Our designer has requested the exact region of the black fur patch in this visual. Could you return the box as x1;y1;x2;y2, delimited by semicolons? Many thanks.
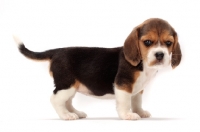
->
19;45;143;95
18;44;59;60
50;47;121;95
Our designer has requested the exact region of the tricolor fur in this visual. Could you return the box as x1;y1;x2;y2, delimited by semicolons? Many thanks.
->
14;18;182;120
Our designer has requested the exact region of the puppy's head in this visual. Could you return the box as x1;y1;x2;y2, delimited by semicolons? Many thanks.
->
124;18;182;69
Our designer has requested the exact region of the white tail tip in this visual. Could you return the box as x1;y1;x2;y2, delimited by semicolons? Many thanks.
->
13;35;23;47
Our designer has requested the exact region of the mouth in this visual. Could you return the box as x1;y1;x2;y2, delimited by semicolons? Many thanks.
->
155;60;163;65
149;60;164;66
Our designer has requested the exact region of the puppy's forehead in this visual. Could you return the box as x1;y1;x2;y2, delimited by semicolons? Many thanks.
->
139;19;174;37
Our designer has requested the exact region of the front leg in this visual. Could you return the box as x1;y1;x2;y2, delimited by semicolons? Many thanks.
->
131;91;151;118
114;87;141;120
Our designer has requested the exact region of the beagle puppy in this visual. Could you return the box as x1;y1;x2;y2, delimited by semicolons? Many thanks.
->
14;18;182;120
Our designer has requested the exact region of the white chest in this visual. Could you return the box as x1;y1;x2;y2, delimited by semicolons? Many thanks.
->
132;70;157;95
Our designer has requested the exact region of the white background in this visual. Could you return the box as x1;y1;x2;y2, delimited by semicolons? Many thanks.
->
0;0;200;131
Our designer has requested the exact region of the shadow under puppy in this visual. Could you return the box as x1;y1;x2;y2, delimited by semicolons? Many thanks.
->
14;18;182;120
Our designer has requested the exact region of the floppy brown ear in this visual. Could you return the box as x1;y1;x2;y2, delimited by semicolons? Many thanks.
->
123;26;142;66
171;31;182;69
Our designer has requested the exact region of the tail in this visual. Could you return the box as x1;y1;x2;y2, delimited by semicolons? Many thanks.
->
13;35;58;60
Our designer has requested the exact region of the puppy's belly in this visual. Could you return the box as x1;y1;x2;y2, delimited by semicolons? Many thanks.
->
77;84;115;99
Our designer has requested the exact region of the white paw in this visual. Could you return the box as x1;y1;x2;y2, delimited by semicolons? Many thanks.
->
121;112;141;120
137;110;151;118
75;111;87;118
60;112;79;120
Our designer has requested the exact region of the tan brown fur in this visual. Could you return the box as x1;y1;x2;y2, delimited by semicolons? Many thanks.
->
131;71;141;92
115;80;134;93
140;90;143;94
49;61;53;77
124;19;181;68
116;71;141;93
123;26;142;66
116;84;133;93
123;18;182;67
139;30;175;62
49;71;53;77
72;80;80;89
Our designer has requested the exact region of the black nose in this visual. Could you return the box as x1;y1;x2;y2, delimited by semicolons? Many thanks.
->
155;52;164;60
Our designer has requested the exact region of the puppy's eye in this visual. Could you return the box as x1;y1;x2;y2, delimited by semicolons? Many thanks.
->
144;40;153;46
165;41;172;46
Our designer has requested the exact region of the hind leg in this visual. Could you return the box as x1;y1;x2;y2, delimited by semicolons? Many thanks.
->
66;98;87;118
50;88;80;120
50;72;86;119
50;58;86;120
